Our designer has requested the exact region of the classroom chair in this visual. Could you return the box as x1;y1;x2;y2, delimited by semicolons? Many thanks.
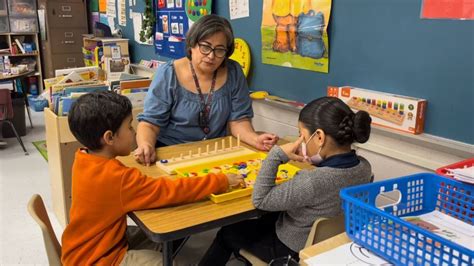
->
0;89;28;155
27;194;61;266
239;215;345;265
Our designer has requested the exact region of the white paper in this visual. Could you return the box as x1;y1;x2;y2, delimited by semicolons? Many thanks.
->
404;210;474;249
107;0;117;18
304;242;389;265
229;0;249;20
132;12;153;45
129;8;133;19
107;17;116;33
129;0;133;6
118;0;126;26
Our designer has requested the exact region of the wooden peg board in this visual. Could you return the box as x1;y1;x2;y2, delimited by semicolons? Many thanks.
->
156;137;254;174
347;97;405;125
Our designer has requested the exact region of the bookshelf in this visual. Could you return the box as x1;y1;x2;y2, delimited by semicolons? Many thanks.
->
0;32;43;94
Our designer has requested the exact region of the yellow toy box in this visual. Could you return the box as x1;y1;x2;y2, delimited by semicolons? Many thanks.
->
174;152;300;203
328;86;427;134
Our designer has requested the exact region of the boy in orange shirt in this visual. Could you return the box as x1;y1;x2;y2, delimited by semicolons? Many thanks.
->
61;91;242;265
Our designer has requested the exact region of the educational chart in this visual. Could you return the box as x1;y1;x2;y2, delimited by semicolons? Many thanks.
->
261;0;332;73
156;137;301;203
155;0;212;58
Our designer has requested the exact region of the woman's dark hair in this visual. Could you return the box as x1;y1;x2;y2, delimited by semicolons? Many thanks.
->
68;91;132;151
299;97;372;146
185;14;235;59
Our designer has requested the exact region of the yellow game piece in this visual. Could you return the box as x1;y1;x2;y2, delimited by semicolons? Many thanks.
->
229;38;251;77
250;91;269;100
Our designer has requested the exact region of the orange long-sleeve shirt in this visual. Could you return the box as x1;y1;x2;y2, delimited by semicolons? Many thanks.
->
61;149;228;266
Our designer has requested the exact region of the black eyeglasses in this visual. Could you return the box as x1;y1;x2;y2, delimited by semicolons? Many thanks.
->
198;43;227;58
199;105;210;134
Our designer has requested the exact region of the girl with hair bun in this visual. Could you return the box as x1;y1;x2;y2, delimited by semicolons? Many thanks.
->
200;96;373;265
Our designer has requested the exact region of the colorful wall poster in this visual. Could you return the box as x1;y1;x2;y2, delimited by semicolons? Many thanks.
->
261;0;332;73
421;0;474;20
155;0;212;58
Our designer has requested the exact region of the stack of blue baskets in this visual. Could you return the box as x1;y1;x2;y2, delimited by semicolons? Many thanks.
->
340;173;473;265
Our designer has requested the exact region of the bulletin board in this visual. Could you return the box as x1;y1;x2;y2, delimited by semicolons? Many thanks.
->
154;0;211;58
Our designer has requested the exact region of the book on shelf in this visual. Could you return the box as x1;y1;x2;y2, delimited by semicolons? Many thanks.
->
10;43;18;55
15;39;26;54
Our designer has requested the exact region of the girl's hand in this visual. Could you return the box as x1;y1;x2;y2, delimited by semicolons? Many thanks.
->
256;133;279;151
279;136;305;162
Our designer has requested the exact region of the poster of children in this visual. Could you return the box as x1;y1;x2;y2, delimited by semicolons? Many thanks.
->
261;0;332;73
155;0;212;58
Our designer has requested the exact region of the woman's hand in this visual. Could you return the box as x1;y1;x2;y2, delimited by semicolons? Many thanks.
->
279;136;305;162
255;133;279;151
133;143;156;166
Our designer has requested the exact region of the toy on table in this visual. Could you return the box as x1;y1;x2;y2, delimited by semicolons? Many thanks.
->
176;153;300;203
156;135;301;203
156;135;257;174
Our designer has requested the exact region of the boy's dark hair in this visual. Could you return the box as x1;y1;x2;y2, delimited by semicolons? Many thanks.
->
68;91;132;151
299;97;372;146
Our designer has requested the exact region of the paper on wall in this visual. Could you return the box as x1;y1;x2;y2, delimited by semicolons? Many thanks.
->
106;0;117;18
118;0;126;26
132;12;152;45
229;0;249;20
107;17;116;33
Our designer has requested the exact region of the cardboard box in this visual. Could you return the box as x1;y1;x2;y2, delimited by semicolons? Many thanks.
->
327;86;427;134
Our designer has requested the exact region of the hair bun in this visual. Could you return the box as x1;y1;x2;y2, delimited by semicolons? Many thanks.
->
353;111;371;143
336;114;355;145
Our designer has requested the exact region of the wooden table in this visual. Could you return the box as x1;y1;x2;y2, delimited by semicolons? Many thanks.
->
117;137;308;266
0;70;36;128
299;233;351;266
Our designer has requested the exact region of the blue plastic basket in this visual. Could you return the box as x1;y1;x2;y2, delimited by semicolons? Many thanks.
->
27;95;48;112
340;173;473;266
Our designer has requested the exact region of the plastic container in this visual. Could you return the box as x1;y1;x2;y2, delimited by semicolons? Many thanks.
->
9;17;37;32
436;158;474;178
27;95;48;112
340;173;473;266
3;55;10;73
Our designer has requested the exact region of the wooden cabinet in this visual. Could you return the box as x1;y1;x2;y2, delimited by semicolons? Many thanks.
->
38;0;88;78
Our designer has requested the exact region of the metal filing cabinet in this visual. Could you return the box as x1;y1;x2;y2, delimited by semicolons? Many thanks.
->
38;0;87;78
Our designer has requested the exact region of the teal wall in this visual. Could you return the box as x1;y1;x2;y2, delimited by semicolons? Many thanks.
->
119;0;473;144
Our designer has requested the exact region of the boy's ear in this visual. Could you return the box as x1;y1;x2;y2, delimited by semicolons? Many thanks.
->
102;130;115;145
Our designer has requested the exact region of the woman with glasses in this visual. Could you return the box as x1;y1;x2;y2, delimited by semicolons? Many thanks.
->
135;15;278;165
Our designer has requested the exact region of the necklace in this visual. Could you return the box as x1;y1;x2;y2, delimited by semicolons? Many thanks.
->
189;61;218;136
